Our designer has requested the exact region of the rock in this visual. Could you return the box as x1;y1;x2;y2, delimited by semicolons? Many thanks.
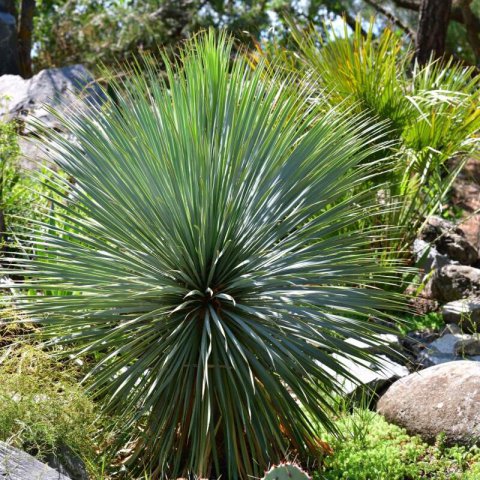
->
430;333;466;355
421;216;464;241
443;322;462;335
452;178;480;212
45;444;89;480
419;216;478;265
345;333;402;356
405;324;480;367
418;331;480;366
418;333;466;366
0;441;71;479
325;353;409;400
431;265;480;303
455;336;480;356
401;329;441;367
0;64;105;128
412;238;452;274
0;65;105;168
458;215;480;253
451;176;480;250
442;298;480;332
0;10;19;76
460;157;480;185
377;361;480;446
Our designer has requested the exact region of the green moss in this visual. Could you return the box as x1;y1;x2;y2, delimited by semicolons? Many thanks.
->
315;410;480;479
0;345;102;466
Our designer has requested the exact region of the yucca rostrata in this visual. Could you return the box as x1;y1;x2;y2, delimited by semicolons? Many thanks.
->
6;32;405;478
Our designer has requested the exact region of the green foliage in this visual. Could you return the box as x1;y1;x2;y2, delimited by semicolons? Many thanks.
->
0;119;19;162
315;410;480;479
32;0;353;73
397;312;445;335
263;463;311;480
6;32;406;478
283;19;480;256
0;118;50;250
0;344;100;464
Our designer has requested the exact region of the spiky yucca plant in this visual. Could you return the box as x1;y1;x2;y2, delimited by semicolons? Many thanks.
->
6;33;405;478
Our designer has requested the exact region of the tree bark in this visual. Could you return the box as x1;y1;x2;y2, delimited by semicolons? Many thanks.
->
0;0;20;75
459;0;480;64
18;0;35;78
416;0;452;64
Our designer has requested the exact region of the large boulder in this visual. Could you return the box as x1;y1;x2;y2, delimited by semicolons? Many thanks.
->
0;64;104;128
0;65;105;168
420;216;478;266
431;264;480;303
377;361;480;446
0;441;71;479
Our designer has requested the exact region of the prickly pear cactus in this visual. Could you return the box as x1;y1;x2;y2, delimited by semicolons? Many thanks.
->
262;462;311;480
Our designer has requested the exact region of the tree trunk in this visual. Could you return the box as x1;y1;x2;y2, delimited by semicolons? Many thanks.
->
415;0;452;65
18;0;35;78
0;0;20;75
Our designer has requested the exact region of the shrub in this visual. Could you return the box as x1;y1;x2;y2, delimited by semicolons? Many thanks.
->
281;19;480;257
6;32;405;478
316;410;480;480
0;118;49;252
0;344;99;463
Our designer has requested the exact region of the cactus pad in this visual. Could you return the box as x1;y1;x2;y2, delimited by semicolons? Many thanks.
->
262;462;311;480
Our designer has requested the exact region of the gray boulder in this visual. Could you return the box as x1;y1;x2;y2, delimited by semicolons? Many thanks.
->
431;265;480;303
0;441;71;479
420;216;478;265
45;444;89;480
412;238;452;274
442;298;480;332
0;64;105;129
322;352;409;400
0;64;105;168
377;361;480;446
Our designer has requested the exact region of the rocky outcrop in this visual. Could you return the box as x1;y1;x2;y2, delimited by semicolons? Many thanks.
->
419;216;478;265
0;441;71;479
430;265;480;303
320;334;408;400
413;238;451;275
403;322;480;367
0;64;104;126
0;64;105;168
377;361;480;446
411;215;480;316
